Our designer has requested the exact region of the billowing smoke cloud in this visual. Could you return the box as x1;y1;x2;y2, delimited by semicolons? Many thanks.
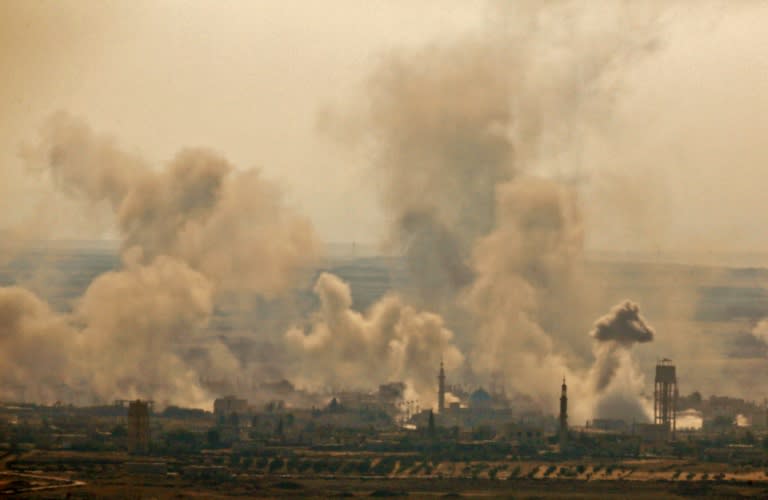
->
468;179;584;332
285;273;463;407
396;210;475;304
74;255;223;406
588;343;652;422
23;112;321;296
588;301;655;421
0;113;322;406
320;1;666;418
589;300;654;396
337;3;660;310
0;287;75;402
590;301;654;345
359;43;514;308
465;178;585;408
0;254;232;407
0;1;684;417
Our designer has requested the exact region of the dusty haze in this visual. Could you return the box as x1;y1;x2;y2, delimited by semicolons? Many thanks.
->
2;1;768;422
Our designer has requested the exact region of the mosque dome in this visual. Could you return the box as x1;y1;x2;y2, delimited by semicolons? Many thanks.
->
469;388;492;408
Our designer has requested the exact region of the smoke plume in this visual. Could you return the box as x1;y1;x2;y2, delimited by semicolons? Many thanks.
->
590;301;654;345
285;272;463;407
589;301;654;395
0;1;700;418
588;301;655;421
74;255;222;406
0;112;322;406
316;1;670;418
23;112;321;296
0;287;75;402
359;43;515;308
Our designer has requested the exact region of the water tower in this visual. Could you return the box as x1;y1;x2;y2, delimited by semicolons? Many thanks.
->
654;358;678;438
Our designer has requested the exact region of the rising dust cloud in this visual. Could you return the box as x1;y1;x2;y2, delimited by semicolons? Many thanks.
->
0;0;759;425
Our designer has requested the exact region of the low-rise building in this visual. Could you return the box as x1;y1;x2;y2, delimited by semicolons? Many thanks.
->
213;396;248;420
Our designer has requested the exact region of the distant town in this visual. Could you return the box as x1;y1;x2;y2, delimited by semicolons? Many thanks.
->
3;358;768;497
5;0;768;497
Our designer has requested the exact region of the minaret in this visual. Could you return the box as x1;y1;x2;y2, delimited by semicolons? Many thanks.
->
437;359;446;413
559;377;568;446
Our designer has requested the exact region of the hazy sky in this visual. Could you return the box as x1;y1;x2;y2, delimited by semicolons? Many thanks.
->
3;1;768;256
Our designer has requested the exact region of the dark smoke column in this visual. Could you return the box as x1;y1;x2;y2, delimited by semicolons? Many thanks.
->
559;377;568;448
654;359;678;440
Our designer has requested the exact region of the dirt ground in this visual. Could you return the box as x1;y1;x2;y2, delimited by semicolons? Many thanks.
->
10;455;768;498
10;474;768;499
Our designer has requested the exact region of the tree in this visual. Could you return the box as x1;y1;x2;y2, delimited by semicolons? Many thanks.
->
163;428;202;454
690;391;702;404
229;412;240;427
207;428;221;448
329;397;341;412
712;415;734;428
428;410;436;438
743;430;756;445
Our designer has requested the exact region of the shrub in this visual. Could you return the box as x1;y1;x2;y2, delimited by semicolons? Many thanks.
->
313;460;328;473
269;458;284;473
358;460;371;474
297;460;313;473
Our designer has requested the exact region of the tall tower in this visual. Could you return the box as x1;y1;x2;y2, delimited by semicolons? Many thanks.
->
437;359;446;413
654;359;678;439
127;400;151;454
559;377;568;442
